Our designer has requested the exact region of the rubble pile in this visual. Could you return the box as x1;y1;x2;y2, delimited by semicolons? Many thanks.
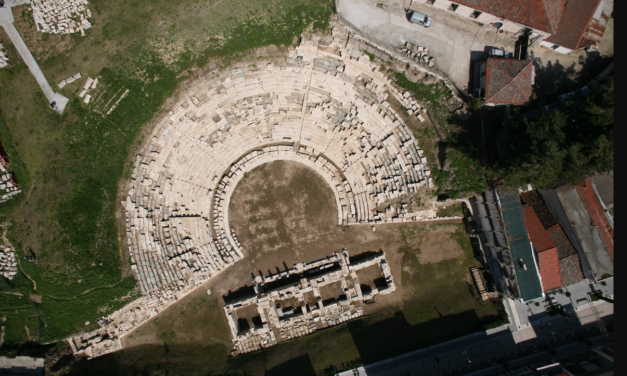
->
0;245;17;280
57;72;82;89
68;278;199;358
400;42;435;68
0;162;20;203
0;43;8;69
77;76;97;104
30;0;93;36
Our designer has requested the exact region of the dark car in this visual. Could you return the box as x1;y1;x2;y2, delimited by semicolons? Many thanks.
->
407;10;432;28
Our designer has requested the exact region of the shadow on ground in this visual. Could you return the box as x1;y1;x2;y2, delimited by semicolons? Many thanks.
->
530;51;612;107
223;284;257;303
346;310;498;365
265;354;316;376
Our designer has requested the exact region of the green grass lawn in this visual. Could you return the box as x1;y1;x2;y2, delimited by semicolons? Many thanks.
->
436;202;464;217
0;0;334;344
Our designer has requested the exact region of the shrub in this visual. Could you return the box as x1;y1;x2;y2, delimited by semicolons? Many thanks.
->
534;302;540;307
565;292;571;297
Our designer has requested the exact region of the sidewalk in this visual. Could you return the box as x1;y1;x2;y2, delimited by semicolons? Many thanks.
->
0;5;68;113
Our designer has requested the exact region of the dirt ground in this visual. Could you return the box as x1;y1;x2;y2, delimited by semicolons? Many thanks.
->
115;160;503;375
356;264;384;290
124;161;464;345
319;281;345;302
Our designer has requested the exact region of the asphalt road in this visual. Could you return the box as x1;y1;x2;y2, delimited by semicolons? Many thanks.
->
337;0;610;95
338;0;514;92
340;314;613;376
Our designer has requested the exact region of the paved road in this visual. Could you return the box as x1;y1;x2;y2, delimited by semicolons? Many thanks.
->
337;0;608;94
0;6;68;113
339;312;613;376
338;0;515;92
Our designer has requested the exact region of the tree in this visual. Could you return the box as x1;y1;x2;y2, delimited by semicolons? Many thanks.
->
493;81;613;188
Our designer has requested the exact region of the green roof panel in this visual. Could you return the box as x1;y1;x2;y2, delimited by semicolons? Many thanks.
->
497;187;543;302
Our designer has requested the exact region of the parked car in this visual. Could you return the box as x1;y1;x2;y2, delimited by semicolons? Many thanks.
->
406;10;432;28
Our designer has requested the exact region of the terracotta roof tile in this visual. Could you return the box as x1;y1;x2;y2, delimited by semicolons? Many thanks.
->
546;0;602;50
538;247;562;291
485;58;534;105
577;176;613;257
522;205;557;253
521;190;556;229
455;0;565;33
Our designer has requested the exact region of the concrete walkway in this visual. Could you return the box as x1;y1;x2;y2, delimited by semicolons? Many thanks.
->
0;5;68;113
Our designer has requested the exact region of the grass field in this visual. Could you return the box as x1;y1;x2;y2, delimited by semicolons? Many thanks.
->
0;0;335;344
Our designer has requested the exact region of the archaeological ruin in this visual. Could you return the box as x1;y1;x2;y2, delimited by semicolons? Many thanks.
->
66;25;457;359
224;249;395;355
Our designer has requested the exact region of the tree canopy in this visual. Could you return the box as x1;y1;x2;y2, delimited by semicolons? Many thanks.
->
494;80;613;188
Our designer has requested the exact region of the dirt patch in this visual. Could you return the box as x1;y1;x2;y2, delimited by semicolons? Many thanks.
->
28;295;42;304
401;224;464;264
275;297;300;309
123;161;475;361
234;304;262;332
229;160;346;268
319;281;345;304
355;264;384;293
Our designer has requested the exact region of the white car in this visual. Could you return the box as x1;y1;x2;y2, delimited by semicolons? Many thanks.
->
407;10;432;28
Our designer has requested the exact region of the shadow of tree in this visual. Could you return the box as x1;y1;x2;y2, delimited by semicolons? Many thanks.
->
346;310;499;365
439;50;612;190
264;354;316;376
530;51;612;107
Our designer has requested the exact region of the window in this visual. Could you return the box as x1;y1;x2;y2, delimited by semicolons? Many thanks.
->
551;44;559;50
471;10;482;19
426;0;435;4
449;3;459;11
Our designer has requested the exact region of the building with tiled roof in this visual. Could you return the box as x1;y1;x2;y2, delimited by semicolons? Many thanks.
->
520;190;584;291
416;0;610;54
497;187;543;302
577;176;613;257
540;0;608;53
478;58;534;105
590;173;613;224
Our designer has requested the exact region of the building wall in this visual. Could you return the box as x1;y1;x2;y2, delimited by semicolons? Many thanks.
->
415;0;552;42
539;40;573;54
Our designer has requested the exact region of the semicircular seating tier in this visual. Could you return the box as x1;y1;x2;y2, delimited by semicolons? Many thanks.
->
122;39;432;295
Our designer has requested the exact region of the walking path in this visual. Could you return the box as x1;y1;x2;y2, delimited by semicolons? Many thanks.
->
0;4;68;113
